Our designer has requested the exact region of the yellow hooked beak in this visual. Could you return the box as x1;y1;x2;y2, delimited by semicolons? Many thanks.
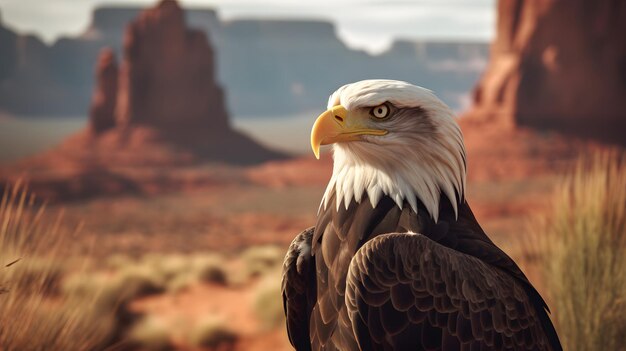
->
310;105;388;159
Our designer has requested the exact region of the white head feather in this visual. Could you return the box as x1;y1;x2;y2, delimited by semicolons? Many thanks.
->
320;79;467;221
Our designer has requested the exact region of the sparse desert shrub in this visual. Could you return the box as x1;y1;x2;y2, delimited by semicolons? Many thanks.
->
166;272;197;293
241;245;284;278
528;151;626;351
60;269;144;319
150;254;191;282
253;268;284;330
193;254;227;285
105;253;137;271
0;181;114;350
189;317;238;349
119;265;167;293
103;266;166;305
152;253;228;292
59;242;172;348
128;316;173;351
103;253;229;293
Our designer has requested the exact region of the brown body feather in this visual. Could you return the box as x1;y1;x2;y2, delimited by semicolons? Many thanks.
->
282;191;562;350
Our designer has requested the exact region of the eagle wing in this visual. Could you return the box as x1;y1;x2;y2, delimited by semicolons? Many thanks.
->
345;233;558;351
282;227;316;351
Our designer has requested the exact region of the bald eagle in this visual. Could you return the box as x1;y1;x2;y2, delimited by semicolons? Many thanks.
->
281;80;562;351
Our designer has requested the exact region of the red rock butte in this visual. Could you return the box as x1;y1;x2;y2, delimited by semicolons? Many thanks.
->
112;0;229;133
84;0;284;165
450;0;626;183
463;0;626;146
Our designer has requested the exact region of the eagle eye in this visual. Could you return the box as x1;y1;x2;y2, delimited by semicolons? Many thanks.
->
370;103;390;119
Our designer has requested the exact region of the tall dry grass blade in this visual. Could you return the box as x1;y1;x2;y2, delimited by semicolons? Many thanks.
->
0;181;115;350
528;149;626;351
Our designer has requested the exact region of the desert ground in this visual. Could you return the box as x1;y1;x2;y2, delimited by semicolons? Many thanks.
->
21;154;559;350
2;127;624;351
48;163;556;256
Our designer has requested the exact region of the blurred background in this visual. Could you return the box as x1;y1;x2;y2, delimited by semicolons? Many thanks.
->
0;0;494;161
0;0;624;350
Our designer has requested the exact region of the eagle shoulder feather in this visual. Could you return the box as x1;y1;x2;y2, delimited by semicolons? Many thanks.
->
346;233;560;351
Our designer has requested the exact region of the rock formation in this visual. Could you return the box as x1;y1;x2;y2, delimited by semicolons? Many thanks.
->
115;0;228;132
80;0;282;165
0;0;287;200
89;48;118;134
0;11;18;83
465;0;626;145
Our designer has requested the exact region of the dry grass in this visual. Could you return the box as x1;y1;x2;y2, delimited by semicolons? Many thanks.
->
9;257;65;295
0;180;290;349
253;268;285;330
189;316;238;349
193;254;228;285
146;254;191;282
61;266;164;319
113;265;167;298
527;150;626;351
136;253;229;292
128;316;173;351
242;245;285;278
0;181;114;350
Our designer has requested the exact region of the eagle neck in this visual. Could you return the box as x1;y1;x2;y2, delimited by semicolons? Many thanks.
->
319;143;465;222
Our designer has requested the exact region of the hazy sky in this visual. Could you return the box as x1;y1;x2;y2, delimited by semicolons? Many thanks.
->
0;0;495;53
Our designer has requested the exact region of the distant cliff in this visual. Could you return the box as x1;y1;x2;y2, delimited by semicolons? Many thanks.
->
0;11;17;83
0;5;488;117
464;0;626;145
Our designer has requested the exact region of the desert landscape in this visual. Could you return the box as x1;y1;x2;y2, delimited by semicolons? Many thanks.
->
0;0;625;350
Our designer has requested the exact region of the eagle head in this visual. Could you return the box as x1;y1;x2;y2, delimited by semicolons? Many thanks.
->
311;79;466;221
